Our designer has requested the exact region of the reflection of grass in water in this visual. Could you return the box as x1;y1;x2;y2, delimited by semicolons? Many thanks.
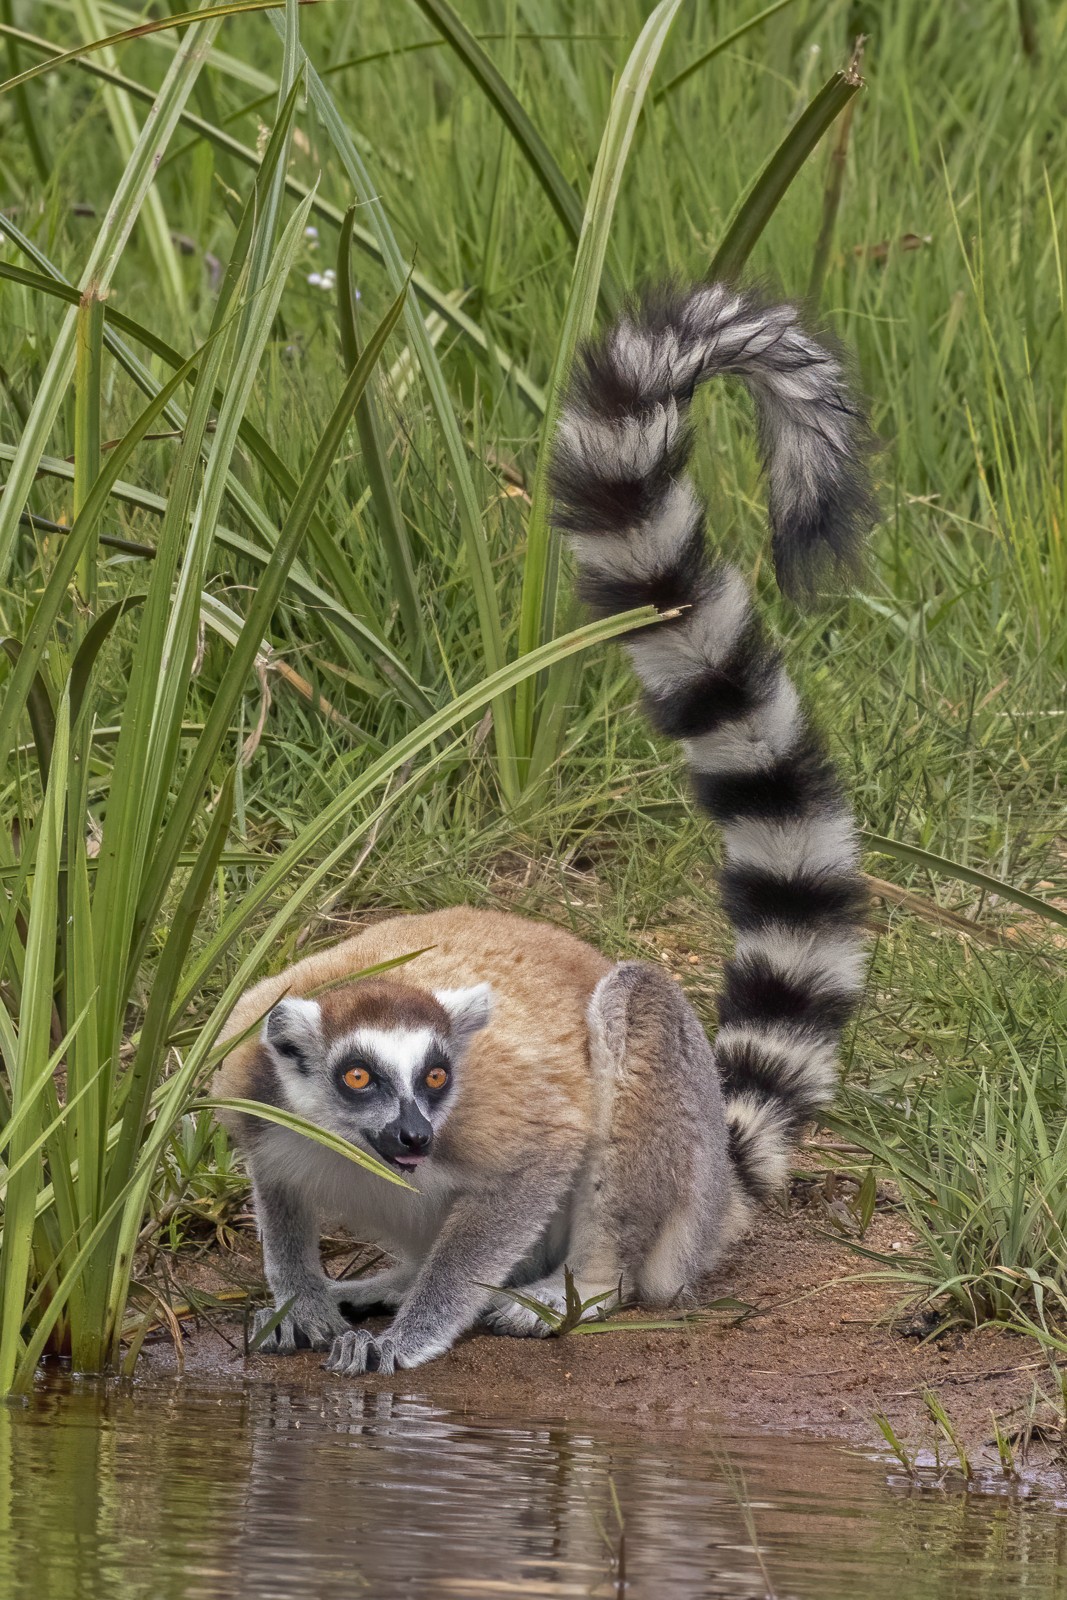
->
873;1368;1067;1489
709;1443;779;1600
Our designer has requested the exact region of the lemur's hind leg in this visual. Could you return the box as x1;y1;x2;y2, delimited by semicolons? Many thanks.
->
579;962;738;1301
485;963;738;1338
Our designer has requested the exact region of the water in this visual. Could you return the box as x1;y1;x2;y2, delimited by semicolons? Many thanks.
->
1;1376;1065;1599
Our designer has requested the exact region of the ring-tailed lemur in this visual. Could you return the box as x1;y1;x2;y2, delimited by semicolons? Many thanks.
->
216;282;874;1376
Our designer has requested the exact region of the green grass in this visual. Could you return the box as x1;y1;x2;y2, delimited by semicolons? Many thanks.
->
1;0;1066;1386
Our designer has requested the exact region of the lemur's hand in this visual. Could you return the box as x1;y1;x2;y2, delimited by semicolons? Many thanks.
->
251;1292;352;1355
324;1326;409;1376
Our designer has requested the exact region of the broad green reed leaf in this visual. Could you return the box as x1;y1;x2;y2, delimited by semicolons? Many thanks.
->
862;832;1067;932
96;772;235;1342
0;639;54;782
0;697;68;1391
0;1028;102;1186
69;0;187;320
73;160;259;1366
516;0;685;777
709;64;865;281
0;7;222;579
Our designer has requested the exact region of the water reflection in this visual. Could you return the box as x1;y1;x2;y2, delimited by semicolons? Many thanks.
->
1;1376;1065;1599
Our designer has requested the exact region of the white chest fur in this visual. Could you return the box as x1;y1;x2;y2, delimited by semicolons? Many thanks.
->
258;1127;458;1261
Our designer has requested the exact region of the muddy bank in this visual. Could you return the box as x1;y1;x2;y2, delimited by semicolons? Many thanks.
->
142;1199;1062;1469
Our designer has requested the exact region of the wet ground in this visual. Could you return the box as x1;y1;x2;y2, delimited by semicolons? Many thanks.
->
152;1198;1064;1453
2;1375;1066;1600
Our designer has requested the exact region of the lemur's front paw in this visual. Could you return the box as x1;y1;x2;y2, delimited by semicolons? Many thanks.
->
250;1296;351;1355
324;1328;399;1376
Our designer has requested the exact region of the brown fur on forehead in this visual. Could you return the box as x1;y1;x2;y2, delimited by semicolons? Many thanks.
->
316;978;450;1039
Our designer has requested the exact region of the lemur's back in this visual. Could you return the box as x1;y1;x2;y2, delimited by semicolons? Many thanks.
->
217;906;611;1174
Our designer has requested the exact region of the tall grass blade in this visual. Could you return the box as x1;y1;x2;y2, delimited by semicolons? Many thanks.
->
410;0;591;263
0;7;221;577
710;64;865;281
862;832;1067;932
0;697;68;1392
516;0;685;779
337;203;424;672
70;0;186;320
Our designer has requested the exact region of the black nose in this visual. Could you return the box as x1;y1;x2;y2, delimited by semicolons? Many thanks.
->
398;1126;430;1153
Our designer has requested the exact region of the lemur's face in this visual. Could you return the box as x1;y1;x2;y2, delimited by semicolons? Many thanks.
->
260;979;492;1172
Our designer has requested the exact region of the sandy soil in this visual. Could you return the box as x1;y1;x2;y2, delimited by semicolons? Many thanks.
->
140;1192;1065;1471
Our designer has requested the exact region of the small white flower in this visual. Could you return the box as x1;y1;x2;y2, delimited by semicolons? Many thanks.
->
304;225;319;239
306;272;324;287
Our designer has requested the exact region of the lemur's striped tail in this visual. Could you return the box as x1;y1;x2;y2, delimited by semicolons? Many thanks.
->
552;283;874;1201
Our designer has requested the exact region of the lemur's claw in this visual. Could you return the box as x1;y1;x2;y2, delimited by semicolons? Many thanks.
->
250;1300;349;1355
324;1328;398;1377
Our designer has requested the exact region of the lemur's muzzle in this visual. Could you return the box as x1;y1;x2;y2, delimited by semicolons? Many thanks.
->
369;1104;433;1170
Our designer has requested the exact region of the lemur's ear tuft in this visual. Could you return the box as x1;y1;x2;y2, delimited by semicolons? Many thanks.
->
263;995;323;1073
434;983;494;1049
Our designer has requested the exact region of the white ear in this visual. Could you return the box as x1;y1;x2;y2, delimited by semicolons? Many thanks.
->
434;983;494;1049
263;995;323;1071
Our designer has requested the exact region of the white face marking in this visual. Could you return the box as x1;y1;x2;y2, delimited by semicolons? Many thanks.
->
328;1027;437;1099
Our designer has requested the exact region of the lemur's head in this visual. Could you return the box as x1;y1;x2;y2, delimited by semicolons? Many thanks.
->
260;978;493;1172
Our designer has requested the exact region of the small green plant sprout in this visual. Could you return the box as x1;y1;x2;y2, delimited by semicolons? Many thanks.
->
871;1411;919;1482
485;1268;750;1337
922;1389;972;1483
989;1411;1018;1479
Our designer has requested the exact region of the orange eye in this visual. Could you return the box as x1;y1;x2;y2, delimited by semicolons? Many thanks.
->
425;1066;449;1091
342;1064;372;1091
